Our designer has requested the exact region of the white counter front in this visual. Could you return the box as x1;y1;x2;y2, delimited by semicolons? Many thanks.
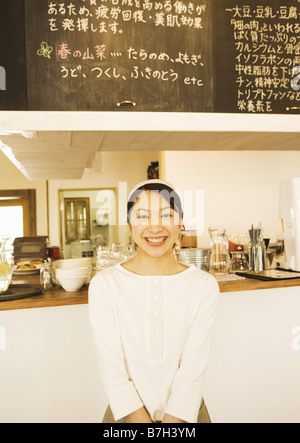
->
1;285;300;423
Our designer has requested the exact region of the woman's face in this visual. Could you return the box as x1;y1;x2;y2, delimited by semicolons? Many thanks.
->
128;190;182;258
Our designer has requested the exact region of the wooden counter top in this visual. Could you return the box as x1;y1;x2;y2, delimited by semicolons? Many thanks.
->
1;273;300;312
0;274;88;312
218;275;300;293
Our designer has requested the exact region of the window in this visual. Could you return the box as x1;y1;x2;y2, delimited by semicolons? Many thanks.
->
0;206;23;246
0;190;37;248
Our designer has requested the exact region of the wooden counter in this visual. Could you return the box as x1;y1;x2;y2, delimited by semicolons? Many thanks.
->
1;273;300;312
0;274;88;312
218;275;300;293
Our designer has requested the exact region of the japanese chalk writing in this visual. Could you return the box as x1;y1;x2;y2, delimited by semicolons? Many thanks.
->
26;0;213;111
47;0;207;34
60;64;180;82
51;42;204;85
38;0;209;88
226;3;300;112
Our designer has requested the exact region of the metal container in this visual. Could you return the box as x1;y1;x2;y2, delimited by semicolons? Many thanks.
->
176;248;211;272
249;243;266;272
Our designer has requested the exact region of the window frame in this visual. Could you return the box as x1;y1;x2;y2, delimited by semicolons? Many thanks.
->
0;189;37;236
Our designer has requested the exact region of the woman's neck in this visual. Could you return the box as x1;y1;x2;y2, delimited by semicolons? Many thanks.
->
122;250;187;276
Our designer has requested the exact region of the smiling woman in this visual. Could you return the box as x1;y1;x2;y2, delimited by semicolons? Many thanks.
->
125;181;184;271
89;179;220;424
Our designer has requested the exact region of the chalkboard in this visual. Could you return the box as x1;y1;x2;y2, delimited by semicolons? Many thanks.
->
24;0;213;112
214;0;300;114
0;0;27;110
1;1;299;113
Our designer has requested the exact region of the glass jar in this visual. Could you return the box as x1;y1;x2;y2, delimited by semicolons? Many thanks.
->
229;251;249;273
0;237;14;293
40;258;59;290
208;226;231;276
96;246;113;272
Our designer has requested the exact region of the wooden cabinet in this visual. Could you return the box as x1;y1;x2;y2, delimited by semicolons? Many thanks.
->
64;198;90;244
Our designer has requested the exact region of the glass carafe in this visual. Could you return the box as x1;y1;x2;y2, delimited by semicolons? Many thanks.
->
0;237;14;293
208;226;230;276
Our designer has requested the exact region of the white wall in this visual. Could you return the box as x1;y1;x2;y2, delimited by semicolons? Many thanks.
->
164;151;300;247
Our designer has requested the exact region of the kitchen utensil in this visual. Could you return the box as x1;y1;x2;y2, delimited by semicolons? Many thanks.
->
208;226;230;276
13;236;48;263
176;248;211;272
40;259;57;290
229;251;249;273
0;284;43;302
236;269;300;281
55;257;92;269
248;223;266;272
55;267;91;292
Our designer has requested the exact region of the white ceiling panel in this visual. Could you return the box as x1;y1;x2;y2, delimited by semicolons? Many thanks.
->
0;128;299;180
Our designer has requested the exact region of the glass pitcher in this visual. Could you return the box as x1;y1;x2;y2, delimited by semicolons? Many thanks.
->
208;226;230;276
0;236;14;293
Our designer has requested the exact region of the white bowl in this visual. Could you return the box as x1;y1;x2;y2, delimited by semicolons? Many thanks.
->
57;275;87;292
55;266;92;287
56;266;91;275
55;258;92;269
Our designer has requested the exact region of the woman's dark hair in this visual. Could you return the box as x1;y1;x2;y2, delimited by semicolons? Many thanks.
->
127;182;183;224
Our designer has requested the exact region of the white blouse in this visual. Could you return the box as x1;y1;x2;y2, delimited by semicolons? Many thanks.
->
88;263;219;423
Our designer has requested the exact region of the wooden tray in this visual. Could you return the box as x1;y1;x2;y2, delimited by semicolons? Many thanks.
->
0;284;43;302
236;269;300;281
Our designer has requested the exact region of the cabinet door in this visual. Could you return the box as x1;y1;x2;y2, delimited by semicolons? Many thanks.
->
64;198;90;243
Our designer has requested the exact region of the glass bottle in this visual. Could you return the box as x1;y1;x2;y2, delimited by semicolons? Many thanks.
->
0;236;14;293
208;226;231;276
40;258;57;290
96;245;113;272
248;224;266;272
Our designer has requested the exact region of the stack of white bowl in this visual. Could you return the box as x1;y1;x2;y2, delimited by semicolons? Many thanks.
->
55;258;93;292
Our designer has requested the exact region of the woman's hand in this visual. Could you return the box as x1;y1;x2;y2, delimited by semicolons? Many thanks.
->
124;406;153;423
161;413;186;424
